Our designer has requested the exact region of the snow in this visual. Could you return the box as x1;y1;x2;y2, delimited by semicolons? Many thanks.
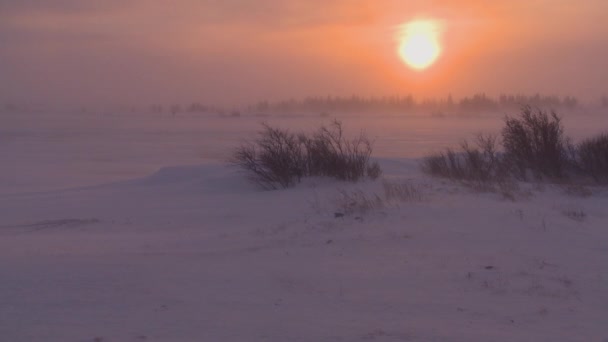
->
1;111;607;341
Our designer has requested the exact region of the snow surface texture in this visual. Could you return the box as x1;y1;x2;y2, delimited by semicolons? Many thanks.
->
1;159;607;342
1;111;607;341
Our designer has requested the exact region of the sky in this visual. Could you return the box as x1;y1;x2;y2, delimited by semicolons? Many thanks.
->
1;0;607;106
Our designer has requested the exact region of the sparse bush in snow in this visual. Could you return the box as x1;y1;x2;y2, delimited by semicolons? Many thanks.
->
576;133;608;183
232;120;381;189
422;133;505;184
461;134;505;182
232;123;305;189
421;148;463;180
502;106;572;180
301;120;378;182
421;106;596;190
366;161;383;180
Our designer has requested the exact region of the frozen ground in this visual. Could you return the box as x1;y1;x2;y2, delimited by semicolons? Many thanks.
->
1;111;607;341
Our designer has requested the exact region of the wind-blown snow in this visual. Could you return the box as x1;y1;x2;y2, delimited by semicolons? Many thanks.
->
2;109;605;195
1;110;607;341
1;158;607;341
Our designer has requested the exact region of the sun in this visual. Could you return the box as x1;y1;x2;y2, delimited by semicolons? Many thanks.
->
397;20;443;71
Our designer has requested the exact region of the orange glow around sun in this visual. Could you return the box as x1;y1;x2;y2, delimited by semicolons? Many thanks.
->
397;19;443;71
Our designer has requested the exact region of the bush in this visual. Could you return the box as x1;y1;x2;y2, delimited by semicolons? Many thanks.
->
421;134;504;184
366;161;383;180
502;106;571;180
422;148;463;180
302;121;379;182
577;133;608;183
232;123;305;189
232;121;381;189
460;134;504;182
422;106;608;188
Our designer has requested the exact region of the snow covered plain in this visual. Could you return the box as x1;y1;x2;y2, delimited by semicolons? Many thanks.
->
1;111;607;341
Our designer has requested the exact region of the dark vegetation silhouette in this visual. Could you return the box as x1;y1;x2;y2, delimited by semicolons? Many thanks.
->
577;133;608;183
502;107;572;180
422;106;608;186
422;134;506;184
234;106;606;190
251;93;580;114
232;121;381;190
2;92;589;116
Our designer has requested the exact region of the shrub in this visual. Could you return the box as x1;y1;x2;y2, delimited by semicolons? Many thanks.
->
422;106;608;189
460;134;504;182
421;134;504;184
232;121;381;189
502;106;571;180
232;123;305;189
366;161;383;180
577;133;608;183
302;121;377;182
422;148;463;180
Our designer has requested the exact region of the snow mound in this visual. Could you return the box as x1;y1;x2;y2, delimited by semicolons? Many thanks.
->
128;163;257;194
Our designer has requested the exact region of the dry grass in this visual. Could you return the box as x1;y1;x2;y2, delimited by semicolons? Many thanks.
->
562;184;593;197
334;180;423;216
383;180;423;202
336;189;384;215
561;208;586;222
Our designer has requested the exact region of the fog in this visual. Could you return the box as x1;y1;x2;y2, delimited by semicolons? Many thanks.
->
2;0;608;192
3;3;608;341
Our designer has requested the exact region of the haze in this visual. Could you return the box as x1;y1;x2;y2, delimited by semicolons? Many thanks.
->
3;2;608;341
1;0;607;107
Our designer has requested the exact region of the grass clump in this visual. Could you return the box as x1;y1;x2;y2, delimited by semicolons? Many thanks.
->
334;180;423;216
383;180;423;202
337;190;384;215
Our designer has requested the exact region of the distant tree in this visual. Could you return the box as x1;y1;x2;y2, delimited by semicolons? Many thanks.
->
447;94;454;108
170;104;182;116
563;96;578;108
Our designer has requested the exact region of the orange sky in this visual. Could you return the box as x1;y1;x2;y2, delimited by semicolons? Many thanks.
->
1;0;607;106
